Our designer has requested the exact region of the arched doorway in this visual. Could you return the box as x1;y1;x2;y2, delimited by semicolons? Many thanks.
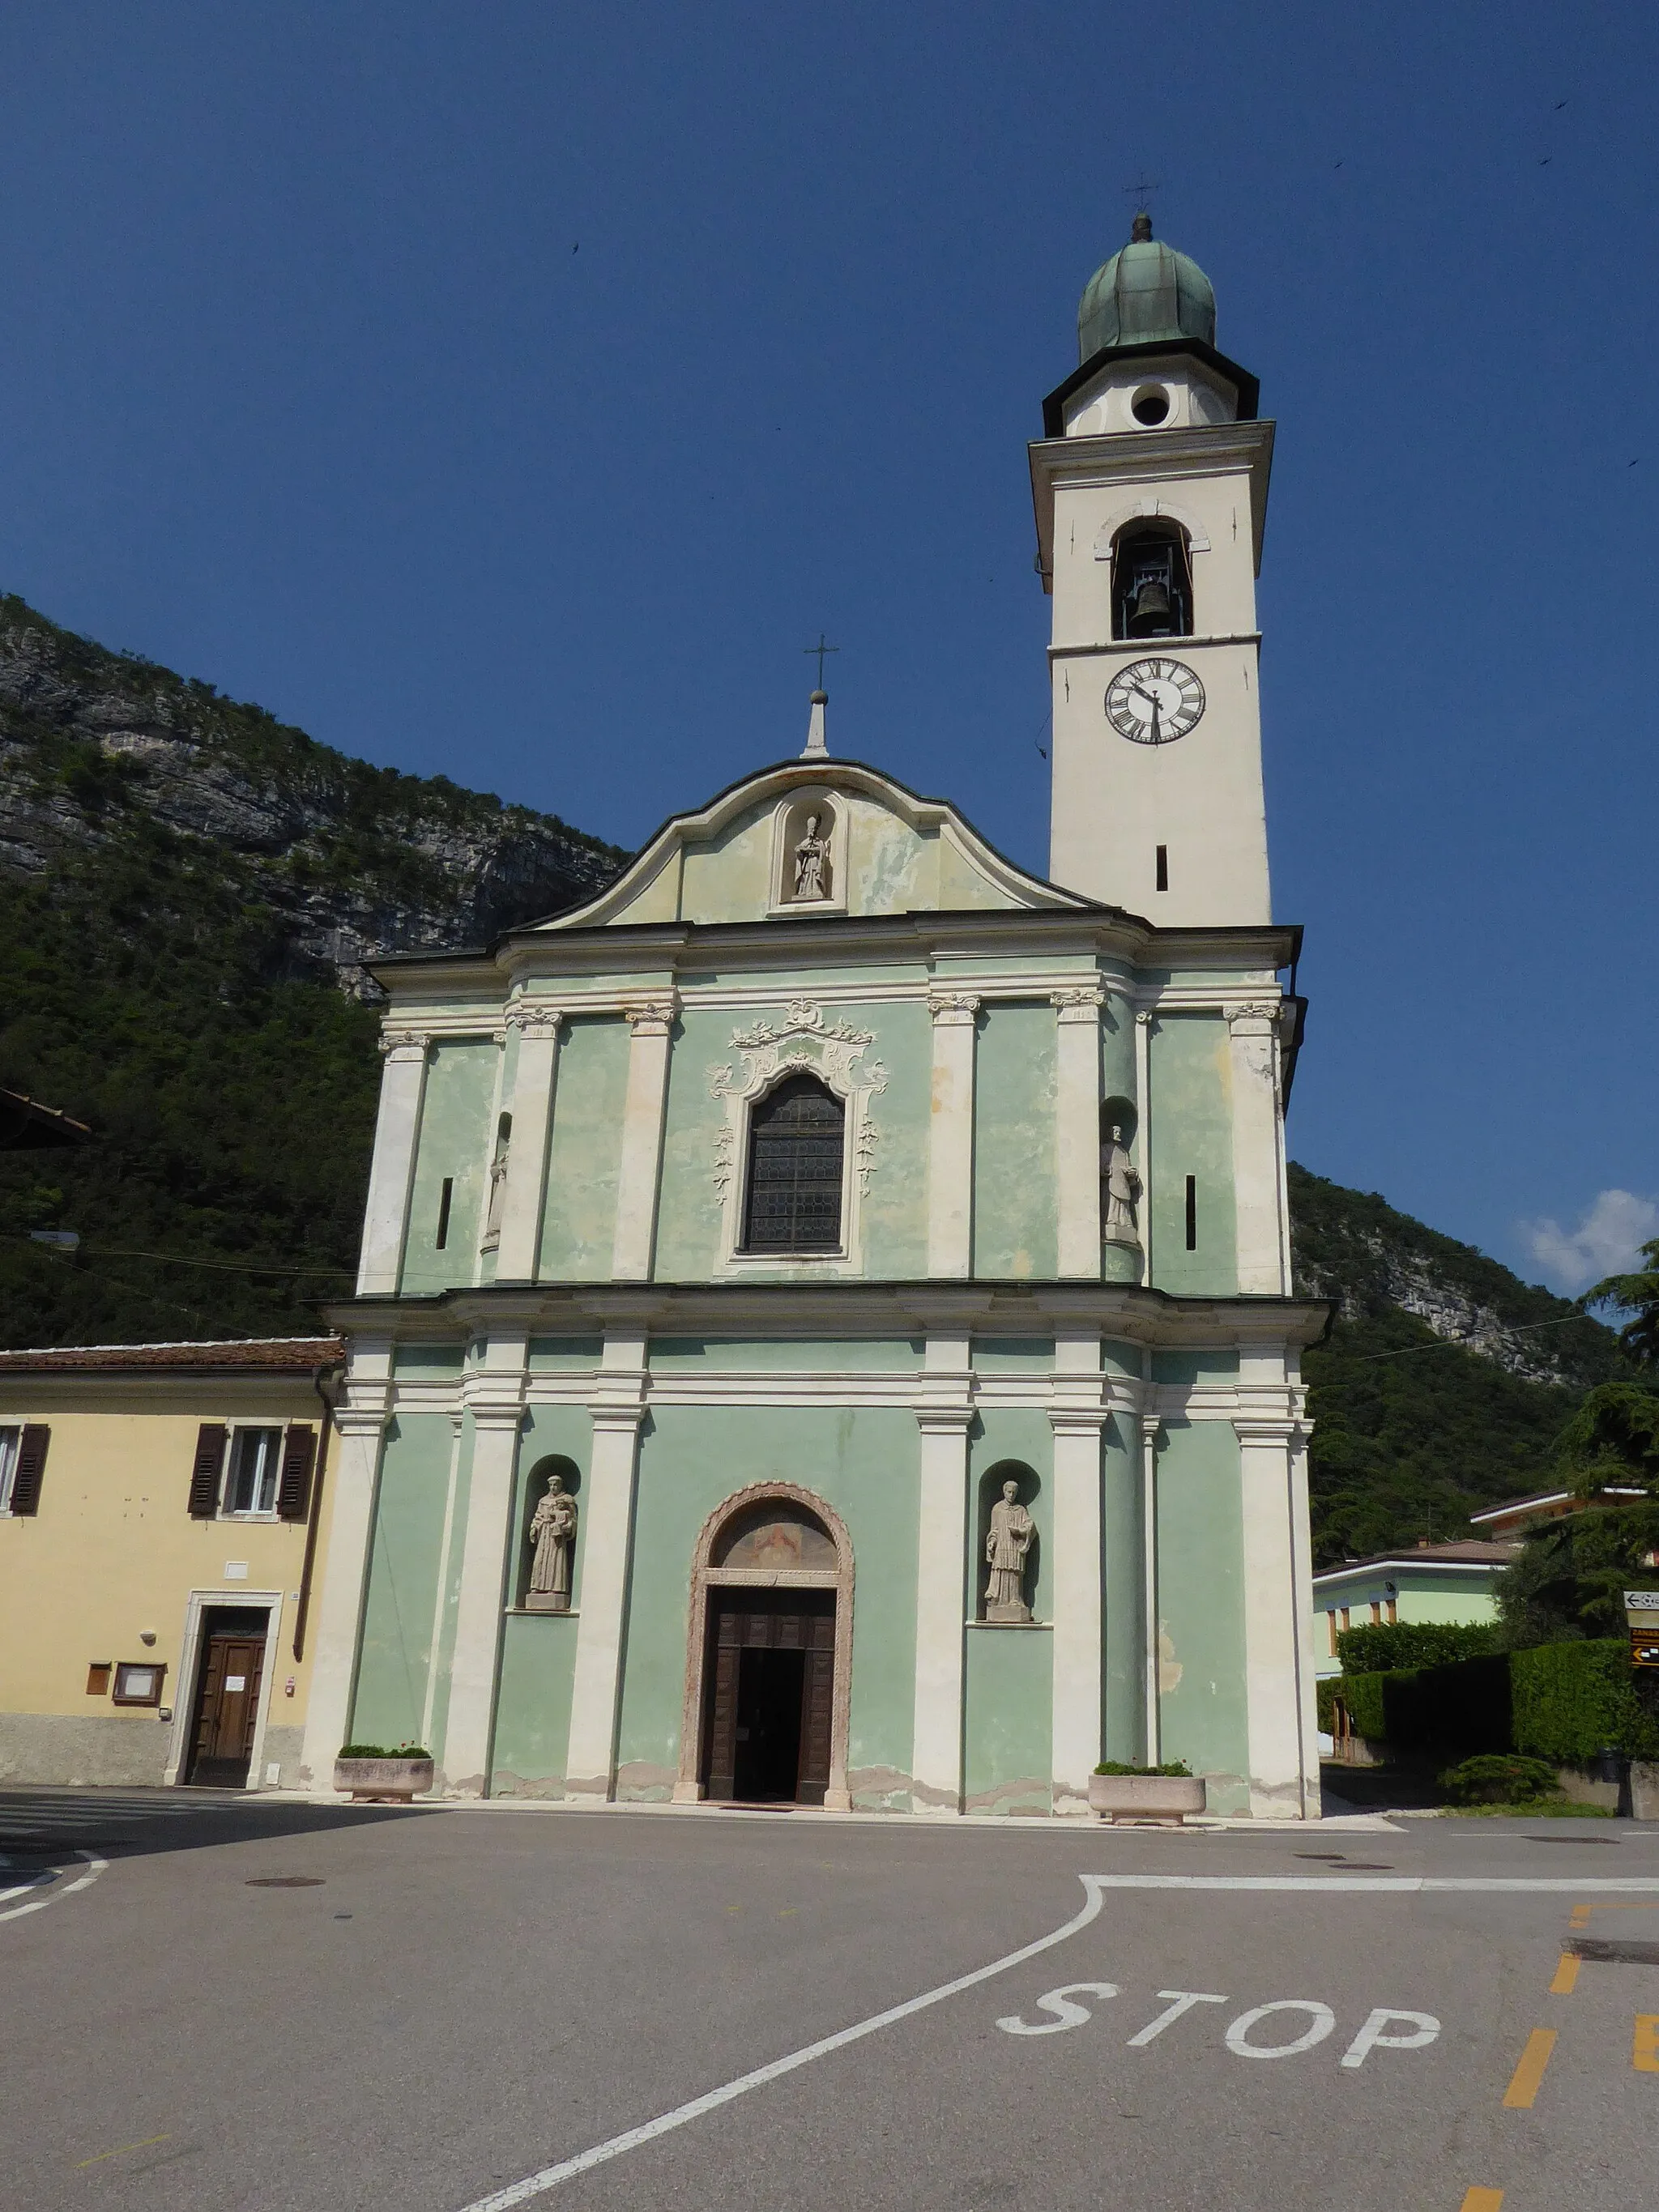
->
674;1484;854;1810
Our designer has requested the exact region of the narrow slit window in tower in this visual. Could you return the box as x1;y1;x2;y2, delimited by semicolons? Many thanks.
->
1155;844;1169;891
435;1177;454;1250
1184;1175;1197;1251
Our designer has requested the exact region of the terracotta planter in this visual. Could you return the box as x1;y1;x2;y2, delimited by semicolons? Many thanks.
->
334;1755;434;1804
1089;1771;1207;1824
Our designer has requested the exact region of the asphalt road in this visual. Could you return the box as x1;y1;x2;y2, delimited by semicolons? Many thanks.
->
2;1789;1657;2211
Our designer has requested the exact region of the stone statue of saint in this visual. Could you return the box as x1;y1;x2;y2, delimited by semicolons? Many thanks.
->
482;1123;510;1249
984;1479;1034;1624
526;1472;578;1612
1100;1120;1141;1247
793;813;831;901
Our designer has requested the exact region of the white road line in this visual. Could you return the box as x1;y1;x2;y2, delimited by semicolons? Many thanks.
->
1077;1875;1659;1894
453;1880;1108;2211
0;1851;106;1924
451;1867;1659;2210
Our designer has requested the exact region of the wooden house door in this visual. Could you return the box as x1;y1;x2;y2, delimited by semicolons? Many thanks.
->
184;1610;268;1788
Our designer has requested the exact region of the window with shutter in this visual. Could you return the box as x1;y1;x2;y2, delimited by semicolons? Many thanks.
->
4;1425;49;1515
276;1426;317;1521
188;1424;228;1519
740;1074;845;1254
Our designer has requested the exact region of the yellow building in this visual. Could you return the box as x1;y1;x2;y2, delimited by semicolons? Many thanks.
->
0;1337;343;1789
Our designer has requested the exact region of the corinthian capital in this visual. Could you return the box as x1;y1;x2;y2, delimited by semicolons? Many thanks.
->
378;1027;431;1063
1051;986;1104;1023
506;1004;565;1041
625;995;679;1037
928;990;982;1025
1226;1000;1281;1031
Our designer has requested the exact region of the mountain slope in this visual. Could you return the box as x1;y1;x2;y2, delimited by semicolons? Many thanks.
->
1290;1164;1631;1563
0;595;625;1346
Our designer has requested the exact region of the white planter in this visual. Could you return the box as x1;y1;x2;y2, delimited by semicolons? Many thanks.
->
334;1755;434;1804
1089;1771;1207;1824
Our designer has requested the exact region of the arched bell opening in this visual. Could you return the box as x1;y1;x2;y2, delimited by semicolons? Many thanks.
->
1110;522;1194;640
675;1483;855;1811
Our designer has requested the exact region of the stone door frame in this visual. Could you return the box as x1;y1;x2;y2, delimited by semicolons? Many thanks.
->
673;1481;855;1811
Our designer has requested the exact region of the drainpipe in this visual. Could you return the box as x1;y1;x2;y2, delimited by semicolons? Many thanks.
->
293;1360;343;1662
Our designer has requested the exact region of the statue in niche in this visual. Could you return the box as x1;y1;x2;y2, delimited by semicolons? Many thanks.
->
1100;1119;1142;1247
481;1119;511;1251
525;1471;578;1612
983;1479;1034;1624
792;812;832;901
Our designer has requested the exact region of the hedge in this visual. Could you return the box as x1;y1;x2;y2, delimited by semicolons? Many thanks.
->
1320;1641;1659;1762
1335;1621;1500;1674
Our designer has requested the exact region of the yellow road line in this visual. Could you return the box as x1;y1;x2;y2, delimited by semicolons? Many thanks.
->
1461;2191;1503;2210
75;2136;170;2169
1549;1952;1580;1995
1503;2028;1557;2109
1636;2016;1659;2074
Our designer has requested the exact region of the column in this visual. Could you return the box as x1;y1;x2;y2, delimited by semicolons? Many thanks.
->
612;995;677;1281
442;1334;529;1796
1141;1410;1162;1765
356;1030;430;1293
911;1320;973;1809
1227;1001;1287;1295
565;1329;650;1797
926;991;979;1277
495;1009;565;1281
1235;1395;1310;1818
1050;1331;1107;1814
297;1346;393;1788
1053;988;1103;1278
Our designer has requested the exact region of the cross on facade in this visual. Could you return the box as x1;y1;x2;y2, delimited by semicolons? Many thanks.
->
803;633;839;689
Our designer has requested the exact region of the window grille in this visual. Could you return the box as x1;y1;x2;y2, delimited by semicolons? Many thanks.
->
741;1075;845;1254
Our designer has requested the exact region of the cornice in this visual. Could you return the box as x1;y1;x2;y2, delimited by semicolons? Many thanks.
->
1028;417;1275;582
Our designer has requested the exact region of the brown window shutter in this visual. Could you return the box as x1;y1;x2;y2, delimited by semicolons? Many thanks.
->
276;1426;317;1521
188;1424;228;1519
10;1425;49;1515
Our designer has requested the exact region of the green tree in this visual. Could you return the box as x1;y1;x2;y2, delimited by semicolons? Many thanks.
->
1495;1500;1659;1646
1553;1380;1659;1501
1582;1236;1659;1368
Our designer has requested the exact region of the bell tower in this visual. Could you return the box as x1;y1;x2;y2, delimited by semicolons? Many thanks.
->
1030;213;1276;925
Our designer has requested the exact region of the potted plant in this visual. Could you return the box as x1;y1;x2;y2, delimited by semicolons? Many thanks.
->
1089;1760;1206;1824
334;1742;435;1803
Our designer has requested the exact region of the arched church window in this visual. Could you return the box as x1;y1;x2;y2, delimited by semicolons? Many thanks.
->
1111;523;1193;641
741;1073;845;1253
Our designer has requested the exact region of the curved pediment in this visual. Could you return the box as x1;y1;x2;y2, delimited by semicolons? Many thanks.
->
537;760;1089;930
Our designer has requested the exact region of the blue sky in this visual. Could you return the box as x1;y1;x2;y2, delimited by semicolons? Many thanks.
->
2;2;1653;1294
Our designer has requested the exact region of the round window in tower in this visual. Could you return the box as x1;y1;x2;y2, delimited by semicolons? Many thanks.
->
1130;384;1171;426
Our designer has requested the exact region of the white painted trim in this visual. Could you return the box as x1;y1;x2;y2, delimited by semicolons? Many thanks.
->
911;1419;970;1812
564;1410;646;1798
420;1417;467;1755
162;1588;285;1790
1050;1416;1106;1809
357;1042;429;1294
925;995;979;1278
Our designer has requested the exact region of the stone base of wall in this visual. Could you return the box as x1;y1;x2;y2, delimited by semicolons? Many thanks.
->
0;1714;307;1790
1555;1763;1622;1811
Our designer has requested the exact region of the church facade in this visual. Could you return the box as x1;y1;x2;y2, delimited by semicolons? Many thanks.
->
301;219;1328;1819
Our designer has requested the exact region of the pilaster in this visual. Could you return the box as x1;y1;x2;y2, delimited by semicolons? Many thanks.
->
495;1008;565;1281
298;1346;393;1787
1140;1409;1162;1764
1053;989;1103;1279
910;1327;974;1811
564;1330;650;1797
441;1332;529;1795
1227;1001;1287;1295
356;1031;430;1294
612;996;678;1281
1234;1370;1316;1818
926;991;980;1278
1049;1331;1107;1812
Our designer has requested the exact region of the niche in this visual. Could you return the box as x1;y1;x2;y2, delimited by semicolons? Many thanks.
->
778;795;837;906
515;1454;582;1609
975;1460;1041;1624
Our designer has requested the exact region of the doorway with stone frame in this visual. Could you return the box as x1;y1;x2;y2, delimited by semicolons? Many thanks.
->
675;1483;855;1811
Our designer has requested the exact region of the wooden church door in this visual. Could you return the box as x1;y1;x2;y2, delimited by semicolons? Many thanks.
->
703;1592;834;1805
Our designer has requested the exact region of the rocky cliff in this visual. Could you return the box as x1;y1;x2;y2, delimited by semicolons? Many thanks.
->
0;595;626;993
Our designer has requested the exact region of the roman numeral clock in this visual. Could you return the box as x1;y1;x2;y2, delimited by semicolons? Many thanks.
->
1104;657;1206;746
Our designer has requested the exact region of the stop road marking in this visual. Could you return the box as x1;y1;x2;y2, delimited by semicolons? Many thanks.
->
997;1982;1440;2068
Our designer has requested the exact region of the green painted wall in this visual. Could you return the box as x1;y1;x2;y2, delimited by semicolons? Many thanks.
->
654;1001;743;1278
352;1413;463;1752
399;1042;501;1295
854;999;930;1277
527;1336;603;1370
392;1345;467;1379
1154;1417;1248;1810
539;1015;630;1279
972;1339;1056;1374
1148;1016;1237;1295
973;1003;1059;1277
963;1629;1052;1813
647;1337;922;1373
489;1403;594;1792
1152;1349;1241;1386
612;1404;919;1803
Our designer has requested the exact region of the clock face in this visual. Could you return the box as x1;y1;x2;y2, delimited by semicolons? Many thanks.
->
1105;657;1206;745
